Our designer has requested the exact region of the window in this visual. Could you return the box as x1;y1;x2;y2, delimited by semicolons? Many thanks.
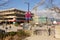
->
16;18;25;20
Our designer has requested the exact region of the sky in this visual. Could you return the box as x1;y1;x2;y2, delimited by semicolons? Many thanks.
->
0;0;60;11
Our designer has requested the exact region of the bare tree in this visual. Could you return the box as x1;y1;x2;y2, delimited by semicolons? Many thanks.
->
31;0;45;12
45;0;54;8
0;0;9;6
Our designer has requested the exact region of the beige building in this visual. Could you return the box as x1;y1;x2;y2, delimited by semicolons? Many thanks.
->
33;14;39;24
0;8;33;25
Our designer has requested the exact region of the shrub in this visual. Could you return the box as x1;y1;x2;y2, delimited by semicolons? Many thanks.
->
7;32;17;36
14;22;19;26
17;30;30;37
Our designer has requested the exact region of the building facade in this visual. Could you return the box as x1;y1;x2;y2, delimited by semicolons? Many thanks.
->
0;8;33;25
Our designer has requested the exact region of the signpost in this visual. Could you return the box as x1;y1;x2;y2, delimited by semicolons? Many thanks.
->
25;11;31;23
24;2;32;30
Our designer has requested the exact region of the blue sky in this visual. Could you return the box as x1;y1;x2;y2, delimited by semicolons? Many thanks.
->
0;0;60;11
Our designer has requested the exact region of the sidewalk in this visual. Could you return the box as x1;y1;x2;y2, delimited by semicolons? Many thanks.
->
24;35;60;40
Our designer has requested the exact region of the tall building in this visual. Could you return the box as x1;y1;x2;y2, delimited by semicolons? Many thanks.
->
0;8;33;24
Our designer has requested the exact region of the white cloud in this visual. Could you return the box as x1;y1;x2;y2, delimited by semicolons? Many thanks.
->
36;9;60;19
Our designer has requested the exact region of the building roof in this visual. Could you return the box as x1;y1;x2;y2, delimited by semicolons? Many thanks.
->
0;8;26;13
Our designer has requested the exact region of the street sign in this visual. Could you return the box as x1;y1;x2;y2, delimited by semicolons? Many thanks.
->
25;11;31;20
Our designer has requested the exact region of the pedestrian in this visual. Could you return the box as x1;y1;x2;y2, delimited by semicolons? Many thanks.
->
48;28;51;36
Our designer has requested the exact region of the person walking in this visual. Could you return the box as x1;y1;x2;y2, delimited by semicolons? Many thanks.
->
48;28;51;36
